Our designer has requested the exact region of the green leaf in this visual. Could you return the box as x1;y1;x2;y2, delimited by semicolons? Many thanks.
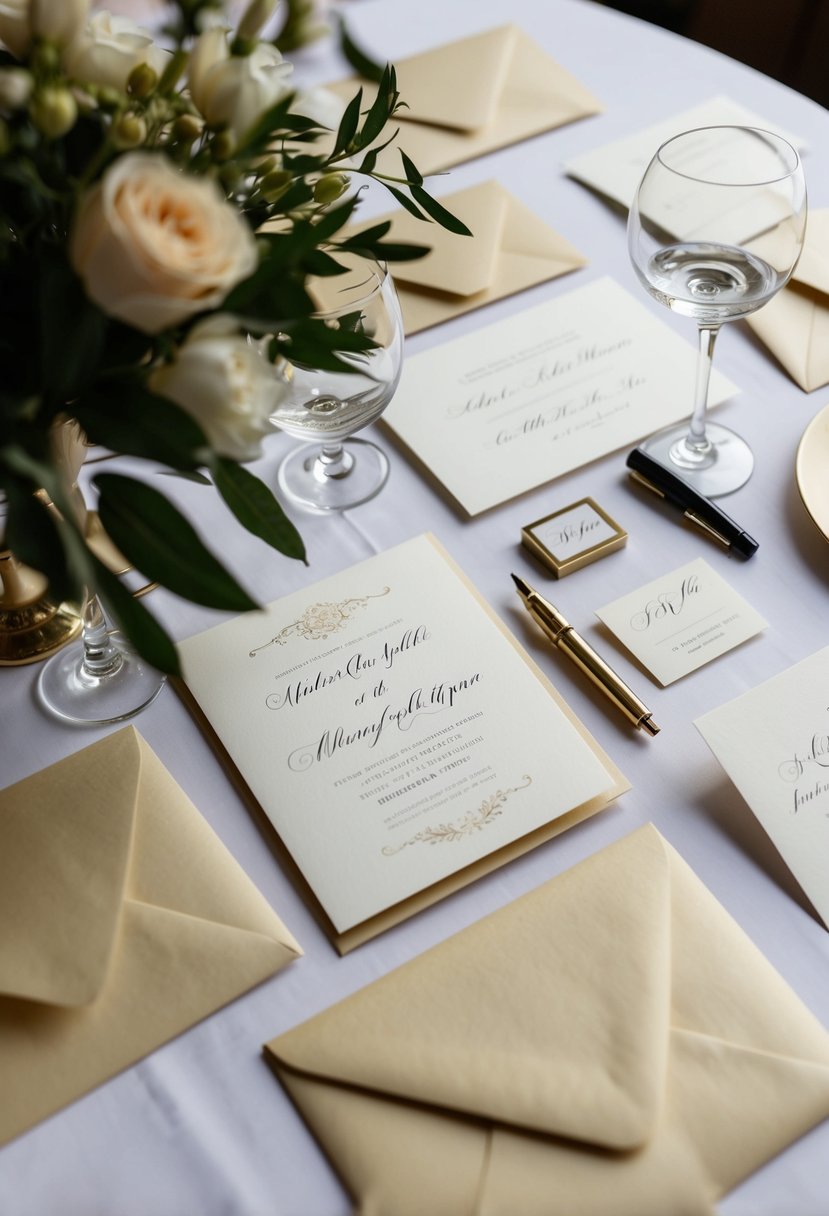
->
95;473;259;612
337;15;385;83
92;557;181;677
302;249;349;277
399;150;423;187
38;248;108;407
373;241;431;262
212;459;306;563
333;87;362;155
409;178;472;236
384;184;429;222
356;65;396;150
73;381;208;470
338;221;392;249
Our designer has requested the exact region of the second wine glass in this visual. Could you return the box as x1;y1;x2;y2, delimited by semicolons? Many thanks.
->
272;253;404;512
628;125;806;496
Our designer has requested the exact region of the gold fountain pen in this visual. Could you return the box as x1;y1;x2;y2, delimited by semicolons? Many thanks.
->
511;574;660;737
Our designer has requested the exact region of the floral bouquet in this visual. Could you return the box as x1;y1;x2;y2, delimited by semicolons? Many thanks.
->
0;0;466;674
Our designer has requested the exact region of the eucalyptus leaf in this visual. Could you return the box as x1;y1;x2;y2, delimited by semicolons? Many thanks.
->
409;179;473;236
213;459;307;563
95;473;259;612
333;87;362;155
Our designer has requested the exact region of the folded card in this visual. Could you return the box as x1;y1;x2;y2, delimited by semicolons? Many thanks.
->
383;276;736;516
595;558;767;685
0;728;300;1147
326;25;602;175
696;646;829;929
348;180;586;334
747;209;829;391
265;824;829;1216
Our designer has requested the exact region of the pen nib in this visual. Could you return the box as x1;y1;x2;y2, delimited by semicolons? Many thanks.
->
511;572;531;597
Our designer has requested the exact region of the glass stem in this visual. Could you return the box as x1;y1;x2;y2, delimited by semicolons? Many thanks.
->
81;592;124;679
315;443;354;481
687;324;721;453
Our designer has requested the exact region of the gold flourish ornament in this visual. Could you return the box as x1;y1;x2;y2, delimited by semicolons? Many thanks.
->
249;588;391;656
382;776;533;855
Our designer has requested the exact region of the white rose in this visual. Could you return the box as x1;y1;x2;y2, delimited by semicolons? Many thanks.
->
150;317;283;461
63;10;166;91
188;28;292;143
0;0;30;58
70;152;258;334
30;0;89;46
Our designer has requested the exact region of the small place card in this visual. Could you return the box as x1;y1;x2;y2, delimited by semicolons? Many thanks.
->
521;498;626;577
595;558;767;685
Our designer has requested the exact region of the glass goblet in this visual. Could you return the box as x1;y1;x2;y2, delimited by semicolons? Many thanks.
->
272;253;404;512
628;125;806;496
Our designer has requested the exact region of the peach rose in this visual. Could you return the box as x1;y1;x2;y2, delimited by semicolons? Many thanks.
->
70;152;258;334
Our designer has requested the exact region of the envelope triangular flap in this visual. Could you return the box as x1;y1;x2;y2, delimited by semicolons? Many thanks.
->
388;180;508;297
394;26;516;133
271;825;673;1149
791;208;829;294
0;730;139;1007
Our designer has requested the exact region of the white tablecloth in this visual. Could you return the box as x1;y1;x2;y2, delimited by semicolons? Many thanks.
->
2;2;829;1212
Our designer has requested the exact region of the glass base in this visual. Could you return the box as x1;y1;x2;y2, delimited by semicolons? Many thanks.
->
36;635;165;725
641;421;754;496
277;437;390;512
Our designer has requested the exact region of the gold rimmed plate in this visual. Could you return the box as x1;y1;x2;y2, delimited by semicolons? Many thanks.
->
796;402;829;541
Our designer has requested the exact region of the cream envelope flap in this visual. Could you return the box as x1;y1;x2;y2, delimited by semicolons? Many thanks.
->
326;25;601;174
394;25;515;132
267;825;829;1213
0;728;300;1147
747;208;829;391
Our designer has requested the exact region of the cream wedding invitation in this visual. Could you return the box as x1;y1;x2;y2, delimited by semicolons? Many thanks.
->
178;535;626;949
596;558;766;685
696;647;829;929
382;277;736;515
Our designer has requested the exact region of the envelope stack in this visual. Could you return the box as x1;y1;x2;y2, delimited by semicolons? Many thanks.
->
0;727;301;1148
266;825;829;1215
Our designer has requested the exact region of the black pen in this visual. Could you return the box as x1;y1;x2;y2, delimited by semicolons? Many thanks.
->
625;447;759;559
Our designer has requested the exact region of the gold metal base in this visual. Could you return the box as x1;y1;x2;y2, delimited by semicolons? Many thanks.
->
0;550;83;666
0;597;83;666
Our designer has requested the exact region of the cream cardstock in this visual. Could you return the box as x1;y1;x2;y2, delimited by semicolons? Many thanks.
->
533;502;619;561
178;535;623;940
696;646;829;929
595;557;767;686
564;96;805;214
383;277;736;516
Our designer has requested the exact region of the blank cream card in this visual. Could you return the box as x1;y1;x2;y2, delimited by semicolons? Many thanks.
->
695;646;829;929
383;276;735;516
595;557;766;685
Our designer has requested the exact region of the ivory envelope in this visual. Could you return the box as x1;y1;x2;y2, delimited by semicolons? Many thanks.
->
0;727;300;1147
747;209;829;391
267;825;829;1216
352;180;586;334
326;25;602;175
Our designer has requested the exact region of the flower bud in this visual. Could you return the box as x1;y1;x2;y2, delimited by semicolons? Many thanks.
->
172;113;203;144
237;0;278;41
30;0;90;46
313;172;349;206
260;167;292;202
210;128;235;161
29;85;78;138
113;112;147;148
126;61;157;99
0;68;33;112
96;84;123;112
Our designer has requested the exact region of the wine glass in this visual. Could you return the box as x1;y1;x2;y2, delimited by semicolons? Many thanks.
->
272;252;404;512
628;125;806;496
